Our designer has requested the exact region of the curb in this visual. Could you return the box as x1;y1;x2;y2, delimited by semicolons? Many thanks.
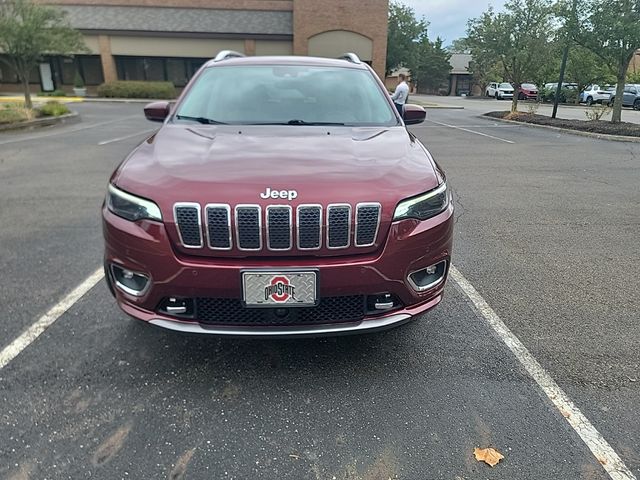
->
479;114;640;143
0;111;80;132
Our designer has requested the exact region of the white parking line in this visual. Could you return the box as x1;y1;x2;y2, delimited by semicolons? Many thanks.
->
426;119;515;144
98;128;155;146
0;268;104;370
449;265;636;480
0;115;141;146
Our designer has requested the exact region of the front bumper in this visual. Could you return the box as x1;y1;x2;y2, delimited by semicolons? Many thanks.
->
103;202;454;336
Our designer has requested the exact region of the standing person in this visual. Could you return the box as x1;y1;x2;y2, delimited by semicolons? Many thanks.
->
391;73;409;116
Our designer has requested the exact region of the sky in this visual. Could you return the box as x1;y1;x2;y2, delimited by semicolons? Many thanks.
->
400;0;507;45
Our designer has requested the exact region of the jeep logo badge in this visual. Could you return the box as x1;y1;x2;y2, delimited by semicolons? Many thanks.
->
260;187;298;201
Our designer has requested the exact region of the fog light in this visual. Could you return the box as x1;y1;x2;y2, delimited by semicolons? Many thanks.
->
158;297;194;317
366;293;402;314
408;260;447;292
111;264;150;297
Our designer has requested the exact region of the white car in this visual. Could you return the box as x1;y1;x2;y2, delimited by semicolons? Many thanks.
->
488;82;514;100
580;84;612;105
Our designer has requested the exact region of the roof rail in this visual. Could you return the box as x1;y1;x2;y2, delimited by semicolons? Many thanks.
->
338;53;362;64
213;50;245;62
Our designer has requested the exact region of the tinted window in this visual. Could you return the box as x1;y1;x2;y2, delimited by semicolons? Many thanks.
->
499;83;512;89
521;83;536;89
176;65;397;126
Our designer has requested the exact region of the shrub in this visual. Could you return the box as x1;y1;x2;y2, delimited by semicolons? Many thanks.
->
585;104;612;121
563;88;578;104
0;104;33;124
39;89;67;97
38;101;70;117
97;81;176;99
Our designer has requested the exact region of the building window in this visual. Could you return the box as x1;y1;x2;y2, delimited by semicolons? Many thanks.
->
115;56;208;86
78;56;104;85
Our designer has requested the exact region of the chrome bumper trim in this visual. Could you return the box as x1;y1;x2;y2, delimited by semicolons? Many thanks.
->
148;313;412;337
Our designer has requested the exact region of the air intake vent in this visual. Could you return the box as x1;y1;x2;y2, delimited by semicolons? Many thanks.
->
266;206;292;250
297;205;322;250
205;204;232;250
327;204;351;249
235;205;261;250
174;203;202;248
355;203;381;247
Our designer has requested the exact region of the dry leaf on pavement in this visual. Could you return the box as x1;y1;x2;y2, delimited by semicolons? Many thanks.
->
473;447;504;467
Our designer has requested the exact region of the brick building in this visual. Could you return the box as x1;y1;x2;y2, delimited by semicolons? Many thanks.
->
0;0;388;93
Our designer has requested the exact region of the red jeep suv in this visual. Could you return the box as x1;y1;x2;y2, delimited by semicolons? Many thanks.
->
102;51;454;336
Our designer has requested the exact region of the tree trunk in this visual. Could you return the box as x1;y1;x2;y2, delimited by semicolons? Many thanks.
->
20;76;32;110
611;61;628;124
511;83;519;113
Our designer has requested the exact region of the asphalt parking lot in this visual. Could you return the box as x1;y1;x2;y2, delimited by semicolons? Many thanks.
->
0;101;638;479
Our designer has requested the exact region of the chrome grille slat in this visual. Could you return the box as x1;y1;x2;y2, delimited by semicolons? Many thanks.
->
297;205;322;250
355;203;381;247
175;202;380;251
235;205;262;251
266;206;292;250
205;204;232;250
327;204;351;249
174;203;202;248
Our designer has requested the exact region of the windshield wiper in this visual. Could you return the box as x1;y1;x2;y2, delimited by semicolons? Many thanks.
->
286;119;346;126
175;115;227;125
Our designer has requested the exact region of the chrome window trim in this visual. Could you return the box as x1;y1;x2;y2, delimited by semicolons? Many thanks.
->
407;260;448;292
204;203;232;251
173;202;203;249
266;205;293;251
354;202;382;247
326;203;352;250
296;204;323;251
235;204;262;251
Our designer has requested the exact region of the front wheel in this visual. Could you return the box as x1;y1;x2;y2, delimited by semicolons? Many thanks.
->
586;96;593;106
634;99;640;111
495;92;500;100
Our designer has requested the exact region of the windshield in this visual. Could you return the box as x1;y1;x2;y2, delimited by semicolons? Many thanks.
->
175;65;398;127
522;83;536;89
499;83;512;89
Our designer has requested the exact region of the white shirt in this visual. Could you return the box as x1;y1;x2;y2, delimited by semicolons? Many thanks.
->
391;81;409;104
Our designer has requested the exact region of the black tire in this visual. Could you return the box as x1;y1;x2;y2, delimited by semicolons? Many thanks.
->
634;99;640;111
495;92;499;100
518;92;525;100
586;96;593;106
609;97;615;107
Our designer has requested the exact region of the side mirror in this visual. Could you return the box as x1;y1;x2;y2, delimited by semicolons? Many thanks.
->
144;101;170;122
403;104;426;125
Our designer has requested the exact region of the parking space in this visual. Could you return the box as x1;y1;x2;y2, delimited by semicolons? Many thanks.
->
0;102;638;479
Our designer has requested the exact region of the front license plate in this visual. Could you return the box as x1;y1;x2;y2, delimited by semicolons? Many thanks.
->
242;271;318;307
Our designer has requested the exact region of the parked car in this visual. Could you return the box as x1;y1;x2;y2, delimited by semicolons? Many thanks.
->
517;83;538;100
102;51;454;336
580;84;612;105
485;82;499;97
608;84;640;110
486;82;514;100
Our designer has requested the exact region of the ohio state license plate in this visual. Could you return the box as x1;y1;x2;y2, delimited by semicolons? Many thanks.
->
242;271;318;307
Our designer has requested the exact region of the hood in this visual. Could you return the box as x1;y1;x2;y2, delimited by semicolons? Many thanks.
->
114;124;441;257
116;124;439;209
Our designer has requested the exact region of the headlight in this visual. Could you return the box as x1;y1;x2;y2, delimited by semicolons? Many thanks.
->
393;183;449;221
107;184;162;222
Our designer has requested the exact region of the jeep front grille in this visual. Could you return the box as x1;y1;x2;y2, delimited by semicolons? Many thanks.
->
174;202;381;252
174;203;202;248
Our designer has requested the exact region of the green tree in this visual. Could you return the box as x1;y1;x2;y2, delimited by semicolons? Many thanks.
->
565;45;616;102
414;37;452;93
565;0;640;122
386;1;428;75
0;0;85;108
448;38;471;54
466;0;554;112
